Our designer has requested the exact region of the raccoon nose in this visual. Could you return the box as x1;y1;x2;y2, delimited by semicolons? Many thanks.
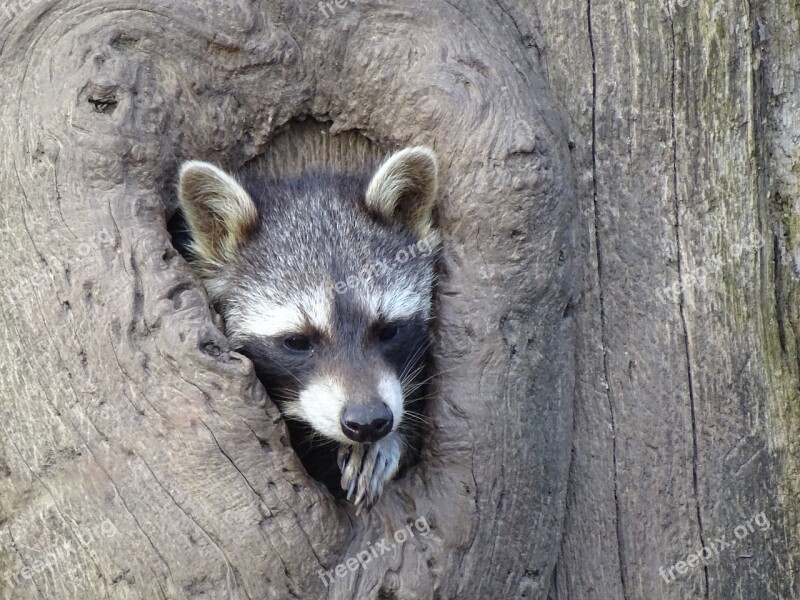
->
340;401;394;443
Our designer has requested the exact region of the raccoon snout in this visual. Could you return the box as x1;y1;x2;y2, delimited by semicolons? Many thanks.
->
340;401;394;444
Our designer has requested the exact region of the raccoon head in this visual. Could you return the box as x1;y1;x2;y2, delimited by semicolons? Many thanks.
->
178;147;440;448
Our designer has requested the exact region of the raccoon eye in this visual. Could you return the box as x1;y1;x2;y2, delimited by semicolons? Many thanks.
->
283;335;313;352
377;323;400;342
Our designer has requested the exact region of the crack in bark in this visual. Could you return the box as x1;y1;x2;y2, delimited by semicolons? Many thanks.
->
193;419;257;600
773;234;787;354
52;158;77;241
587;1;628;598
138;458;255;596
104;463;179;593
667;6;709;598
2;422;114;599
2;460;48;600
199;417;332;599
2;305;119;596
442;0;527;83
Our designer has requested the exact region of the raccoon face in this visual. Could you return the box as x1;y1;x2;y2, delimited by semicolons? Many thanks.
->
178;147;439;449
232;299;431;445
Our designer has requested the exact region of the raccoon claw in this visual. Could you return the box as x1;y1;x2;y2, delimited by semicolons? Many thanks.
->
338;434;402;514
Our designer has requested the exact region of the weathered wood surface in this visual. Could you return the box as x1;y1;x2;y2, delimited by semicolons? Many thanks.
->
2;0;798;598
535;0;800;598
0;1;577;599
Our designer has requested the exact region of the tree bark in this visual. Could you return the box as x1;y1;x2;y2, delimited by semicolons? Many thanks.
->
0;1;577;599
534;0;800;598
2;0;798;599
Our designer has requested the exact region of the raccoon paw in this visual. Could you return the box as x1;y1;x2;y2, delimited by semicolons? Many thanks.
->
338;433;402;513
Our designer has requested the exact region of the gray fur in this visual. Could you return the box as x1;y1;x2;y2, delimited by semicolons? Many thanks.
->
178;132;439;511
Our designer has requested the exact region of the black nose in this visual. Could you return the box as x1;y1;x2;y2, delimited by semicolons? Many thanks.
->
340;401;394;443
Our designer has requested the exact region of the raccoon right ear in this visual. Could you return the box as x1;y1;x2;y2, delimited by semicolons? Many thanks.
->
366;146;440;244
177;161;258;264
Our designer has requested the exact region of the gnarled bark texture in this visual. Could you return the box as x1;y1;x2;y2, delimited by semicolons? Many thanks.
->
1;0;798;599
0;1;576;599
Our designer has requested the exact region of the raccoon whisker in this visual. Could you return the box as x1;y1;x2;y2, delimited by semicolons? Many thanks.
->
263;359;305;387
403;394;440;412
399;368;423;391
400;366;426;390
400;357;430;385
409;390;440;401
397;433;423;455
400;362;438;394
399;412;431;427
404;355;428;375
402;381;427;397
423;364;463;378
403;377;429;392
292;424;326;446
266;390;300;404
266;387;299;399
399;341;432;382
300;431;339;449
401;365;447;396
404;365;461;391
278;403;314;429
398;341;431;381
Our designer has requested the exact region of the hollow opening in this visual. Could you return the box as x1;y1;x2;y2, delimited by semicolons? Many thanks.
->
165;120;437;502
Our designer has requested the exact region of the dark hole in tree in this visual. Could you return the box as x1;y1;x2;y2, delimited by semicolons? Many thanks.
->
164;120;435;502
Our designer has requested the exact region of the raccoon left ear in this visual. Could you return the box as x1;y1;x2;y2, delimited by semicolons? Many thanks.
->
366;146;440;243
177;161;258;264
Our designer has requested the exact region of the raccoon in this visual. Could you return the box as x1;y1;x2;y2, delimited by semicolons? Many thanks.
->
176;141;440;511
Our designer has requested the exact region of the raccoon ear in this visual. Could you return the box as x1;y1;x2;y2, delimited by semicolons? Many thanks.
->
177;161;258;264
366;146;440;243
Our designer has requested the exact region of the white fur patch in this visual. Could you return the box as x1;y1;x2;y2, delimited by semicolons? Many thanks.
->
242;303;306;337
229;286;333;342
285;378;351;444
285;371;404;445
377;372;404;429
358;278;432;323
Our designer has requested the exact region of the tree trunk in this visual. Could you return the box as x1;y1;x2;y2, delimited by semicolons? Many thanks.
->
0;1;796;600
536;0;800;598
0;1;577;598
